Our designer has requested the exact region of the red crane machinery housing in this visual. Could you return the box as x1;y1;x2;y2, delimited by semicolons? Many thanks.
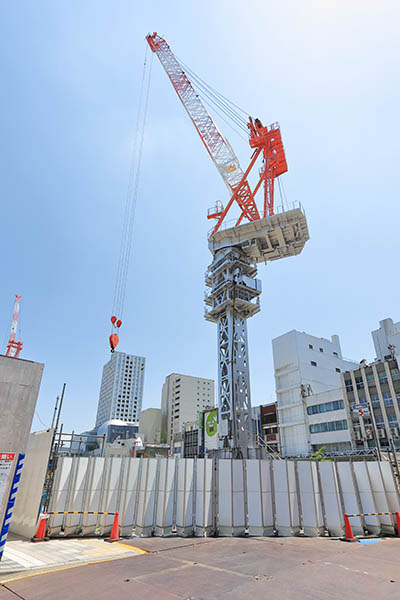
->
146;33;288;236
6;295;23;359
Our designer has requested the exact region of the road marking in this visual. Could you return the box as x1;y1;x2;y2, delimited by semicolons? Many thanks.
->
111;542;148;555
0;548;145;584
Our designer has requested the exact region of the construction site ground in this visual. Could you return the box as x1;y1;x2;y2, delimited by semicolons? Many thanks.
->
0;535;399;599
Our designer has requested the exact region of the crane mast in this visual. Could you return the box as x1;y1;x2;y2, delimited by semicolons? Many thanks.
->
148;33;309;452
6;295;23;359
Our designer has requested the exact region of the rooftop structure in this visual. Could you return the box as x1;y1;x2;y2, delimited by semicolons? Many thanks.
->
372;318;400;361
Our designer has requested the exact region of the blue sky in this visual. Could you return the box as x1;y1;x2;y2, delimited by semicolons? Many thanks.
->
1;1;399;433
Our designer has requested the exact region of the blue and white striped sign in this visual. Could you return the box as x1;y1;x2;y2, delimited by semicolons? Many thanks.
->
0;453;25;560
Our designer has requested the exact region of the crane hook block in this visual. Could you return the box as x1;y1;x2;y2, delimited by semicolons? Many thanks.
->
116;319;122;328
111;316;117;326
109;333;119;352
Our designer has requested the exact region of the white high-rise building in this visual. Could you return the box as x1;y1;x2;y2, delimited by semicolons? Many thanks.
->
95;351;145;428
161;373;214;453
372;318;400;361
272;330;358;456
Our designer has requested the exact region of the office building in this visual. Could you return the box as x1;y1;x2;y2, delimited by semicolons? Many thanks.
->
139;408;163;443
372;318;400;361
342;357;400;451
306;388;352;453
260;403;279;452
95;351;145;428
161;373;214;453
96;419;139;444
272;329;358;456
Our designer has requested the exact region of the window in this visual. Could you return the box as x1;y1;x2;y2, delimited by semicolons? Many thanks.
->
311;361;317;367
307;400;344;415
378;372;388;385
309;420;348;434
389;415;397;424
345;380;353;392
391;368;400;382
309;344;313;350
370;394;380;408
355;377;364;390
383;392;393;407
375;416;384;424
336;368;341;373
319;348;324;353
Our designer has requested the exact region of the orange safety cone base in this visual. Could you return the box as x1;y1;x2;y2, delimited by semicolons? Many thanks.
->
31;515;50;543
104;512;120;543
341;513;358;542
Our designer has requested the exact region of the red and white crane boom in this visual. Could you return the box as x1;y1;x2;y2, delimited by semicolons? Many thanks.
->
146;33;261;231
146;33;288;235
6;294;23;358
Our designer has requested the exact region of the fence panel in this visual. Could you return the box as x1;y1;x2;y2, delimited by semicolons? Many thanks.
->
366;461;394;534
47;457;73;536
194;458;213;537
176;459;195;536
318;462;343;537
352;461;380;535
273;460;299;536
135;458;159;536
297;461;324;536
336;462;363;535
155;458;176;536
260;459;274;535
81;457;106;535
63;457;89;536
246;459;263;536
118;458;141;536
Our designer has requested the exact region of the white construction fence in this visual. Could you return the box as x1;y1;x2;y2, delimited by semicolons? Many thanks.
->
44;456;400;538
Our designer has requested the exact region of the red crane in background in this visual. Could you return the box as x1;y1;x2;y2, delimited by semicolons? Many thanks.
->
6;295;23;358
146;33;288;236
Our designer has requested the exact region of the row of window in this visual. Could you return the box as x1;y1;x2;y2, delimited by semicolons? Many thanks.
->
308;344;339;358
309;420;348;434
352;392;400;409
307;399;344;415
310;360;340;373
345;369;399;391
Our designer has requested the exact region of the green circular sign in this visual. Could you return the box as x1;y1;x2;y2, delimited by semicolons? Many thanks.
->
206;410;217;437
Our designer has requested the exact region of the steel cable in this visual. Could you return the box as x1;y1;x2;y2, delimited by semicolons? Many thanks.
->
112;44;152;322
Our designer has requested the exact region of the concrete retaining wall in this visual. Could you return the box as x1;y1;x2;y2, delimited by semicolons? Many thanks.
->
10;430;53;538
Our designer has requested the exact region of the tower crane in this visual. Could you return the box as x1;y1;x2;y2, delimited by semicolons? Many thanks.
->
146;33;288;234
5;295;23;358
147;33;309;451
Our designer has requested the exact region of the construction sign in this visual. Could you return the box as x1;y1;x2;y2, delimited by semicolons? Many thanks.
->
0;453;24;560
204;409;218;452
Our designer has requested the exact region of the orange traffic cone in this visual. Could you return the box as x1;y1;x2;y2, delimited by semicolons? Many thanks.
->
343;513;357;542
395;511;400;535
105;512;120;543
31;514;49;542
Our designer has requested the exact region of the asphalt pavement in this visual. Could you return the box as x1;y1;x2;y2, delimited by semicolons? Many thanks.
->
1;535;399;599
